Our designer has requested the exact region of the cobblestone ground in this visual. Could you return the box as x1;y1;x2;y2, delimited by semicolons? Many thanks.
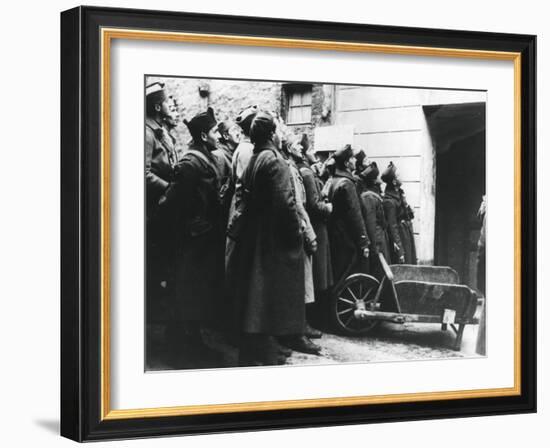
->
146;317;482;371
285;321;481;366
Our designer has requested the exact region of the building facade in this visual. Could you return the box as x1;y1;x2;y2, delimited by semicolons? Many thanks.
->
148;76;486;288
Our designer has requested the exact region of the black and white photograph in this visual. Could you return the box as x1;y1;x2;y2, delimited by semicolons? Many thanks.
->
144;75;487;371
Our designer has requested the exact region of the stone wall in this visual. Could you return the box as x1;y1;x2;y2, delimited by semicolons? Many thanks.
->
147;76;284;154
146;76;332;154
280;83;333;148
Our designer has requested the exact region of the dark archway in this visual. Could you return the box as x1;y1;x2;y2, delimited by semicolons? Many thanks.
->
424;102;486;289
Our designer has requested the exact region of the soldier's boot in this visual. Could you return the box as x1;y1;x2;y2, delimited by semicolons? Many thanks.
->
278;335;322;356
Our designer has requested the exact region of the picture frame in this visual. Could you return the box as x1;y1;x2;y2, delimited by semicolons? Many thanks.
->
60;5;536;442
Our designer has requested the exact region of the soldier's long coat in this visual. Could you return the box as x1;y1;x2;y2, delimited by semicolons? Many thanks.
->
145;118;178;322
382;188;405;264
145;118;178;218
159;142;224;323
398;190;418;265
360;188;391;277
212;141;236;230
227;141;305;336
383;188;417;264
326;169;370;285
288;159;316;304
297;161;333;293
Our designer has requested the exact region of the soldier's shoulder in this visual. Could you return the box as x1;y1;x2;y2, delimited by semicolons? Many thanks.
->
145;125;157;143
336;176;355;190
383;194;398;205
180;150;206;166
362;189;378;198
256;148;281;165
363;190;383;204
211;148;223;160
361;190;373;199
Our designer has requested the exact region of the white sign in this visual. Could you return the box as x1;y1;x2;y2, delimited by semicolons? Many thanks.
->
314;124;355;152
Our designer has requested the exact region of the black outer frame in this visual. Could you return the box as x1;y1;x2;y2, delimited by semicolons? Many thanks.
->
60;5;537;442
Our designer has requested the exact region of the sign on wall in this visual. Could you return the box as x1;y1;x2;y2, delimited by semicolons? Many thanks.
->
313;124;355;152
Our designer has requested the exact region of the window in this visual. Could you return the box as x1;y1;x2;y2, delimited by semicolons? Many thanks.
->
286;85;312;124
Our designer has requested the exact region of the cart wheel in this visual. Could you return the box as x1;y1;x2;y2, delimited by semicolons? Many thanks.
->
330;273;381;336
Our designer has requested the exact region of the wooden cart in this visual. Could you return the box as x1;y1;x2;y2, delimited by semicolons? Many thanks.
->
328;254;482;350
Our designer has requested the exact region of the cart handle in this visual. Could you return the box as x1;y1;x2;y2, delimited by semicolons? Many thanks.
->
378;253;394;281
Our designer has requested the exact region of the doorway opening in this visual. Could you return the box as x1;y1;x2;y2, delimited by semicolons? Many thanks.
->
424;102;486;290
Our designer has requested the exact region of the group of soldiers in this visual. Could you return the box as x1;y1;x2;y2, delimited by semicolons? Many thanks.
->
145;82;417;368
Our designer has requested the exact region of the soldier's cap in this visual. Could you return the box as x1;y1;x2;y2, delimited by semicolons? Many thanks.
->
145;82;167;105
355;149;367;164
332;144;354;165
249;111;277;144
381;161;398;183
235;105;259;134
183;107;217;140
360;161;379;182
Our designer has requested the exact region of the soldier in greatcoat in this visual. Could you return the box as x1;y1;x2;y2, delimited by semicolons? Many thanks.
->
381;162;417;265
326;145;370;284
281;134;322;352
398;187;418;264
231;105;258;184
158;107;225;365
225;106;258;278
295;140;333;297
227;112;306;366
212;120;242;228
145;82;178;217
359;162;391;279
381;162;406;264
144;82;179;325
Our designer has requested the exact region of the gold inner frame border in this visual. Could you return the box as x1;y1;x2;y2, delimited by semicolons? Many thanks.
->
99;27;522;421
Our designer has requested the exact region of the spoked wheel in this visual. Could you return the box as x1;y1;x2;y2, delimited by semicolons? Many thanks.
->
329;273;381;336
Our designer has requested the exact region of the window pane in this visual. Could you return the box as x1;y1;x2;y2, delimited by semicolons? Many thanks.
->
301;105;311;122
288;106;299;123
286;86;312;123
295;107;302;123
287;105;311;124
302;89;312;105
